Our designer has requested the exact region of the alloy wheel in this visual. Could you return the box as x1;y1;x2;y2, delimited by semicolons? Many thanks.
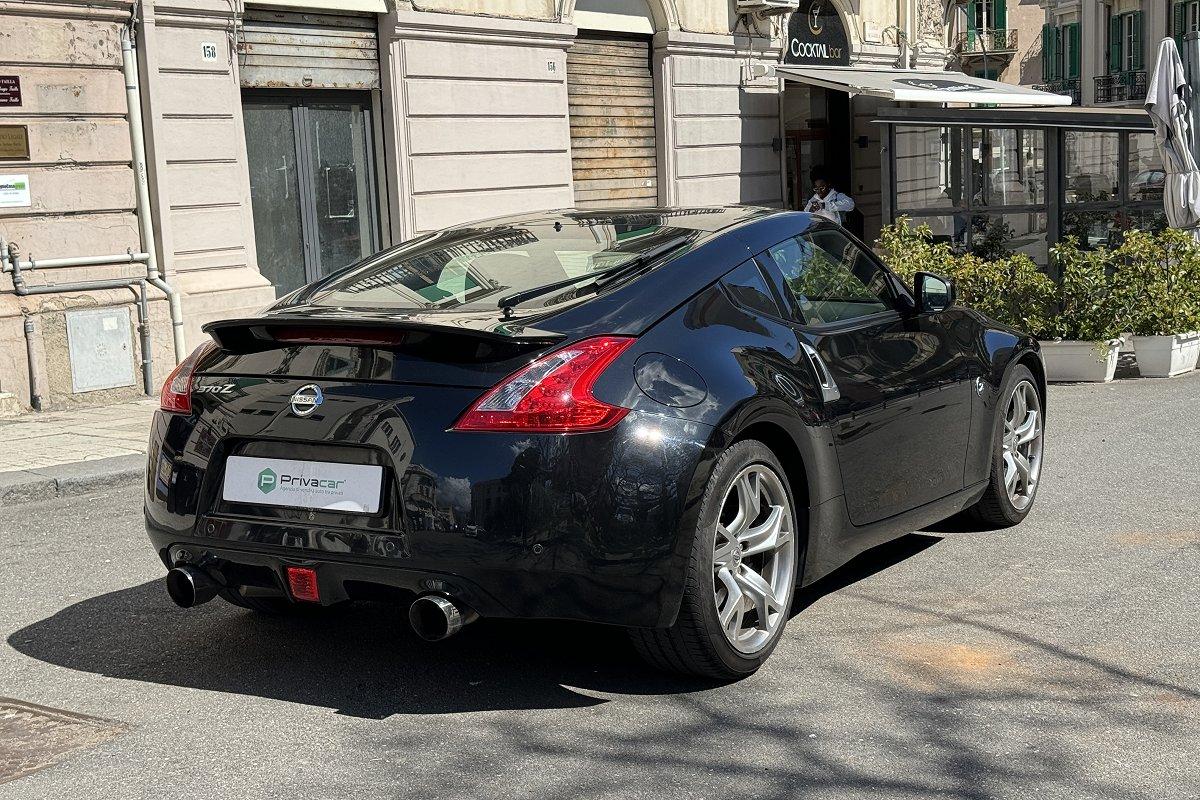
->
1002;380;1043;511
712;465;796;654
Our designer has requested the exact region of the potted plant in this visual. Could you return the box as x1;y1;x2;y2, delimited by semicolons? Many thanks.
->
1040;238;1124;383
1112;229;1200;378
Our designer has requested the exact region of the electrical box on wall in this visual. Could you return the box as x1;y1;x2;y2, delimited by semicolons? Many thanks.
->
66;307;135;393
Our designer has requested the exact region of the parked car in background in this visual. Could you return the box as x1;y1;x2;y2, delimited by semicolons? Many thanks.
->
145;206;1045;679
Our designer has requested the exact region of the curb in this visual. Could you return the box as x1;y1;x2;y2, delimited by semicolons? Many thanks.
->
0;454;145;507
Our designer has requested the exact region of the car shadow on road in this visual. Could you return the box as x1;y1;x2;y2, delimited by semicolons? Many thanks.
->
6;534;941;720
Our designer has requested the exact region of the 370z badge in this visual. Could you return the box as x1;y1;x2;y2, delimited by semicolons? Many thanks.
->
194;383;235;395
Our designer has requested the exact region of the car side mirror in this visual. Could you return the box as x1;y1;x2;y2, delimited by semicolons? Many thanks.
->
914;271;954;313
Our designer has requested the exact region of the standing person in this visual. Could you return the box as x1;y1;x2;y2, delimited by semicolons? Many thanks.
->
804;168;855;225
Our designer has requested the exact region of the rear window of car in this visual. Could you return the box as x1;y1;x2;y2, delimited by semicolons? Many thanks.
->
306;216;700;311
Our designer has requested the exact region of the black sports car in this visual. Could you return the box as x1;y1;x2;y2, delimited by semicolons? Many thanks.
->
145;206;1045;678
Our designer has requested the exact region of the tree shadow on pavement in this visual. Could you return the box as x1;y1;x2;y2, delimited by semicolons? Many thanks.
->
5;536;941;720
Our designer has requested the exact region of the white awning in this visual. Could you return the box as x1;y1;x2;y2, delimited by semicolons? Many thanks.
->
776;66;1074;106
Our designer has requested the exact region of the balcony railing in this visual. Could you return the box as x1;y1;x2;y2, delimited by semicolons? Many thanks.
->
1033;78;1080;105
955;29;1019;55
1095;71;1147;103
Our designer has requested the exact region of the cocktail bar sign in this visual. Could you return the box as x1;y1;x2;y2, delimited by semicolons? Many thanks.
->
784;0;850;67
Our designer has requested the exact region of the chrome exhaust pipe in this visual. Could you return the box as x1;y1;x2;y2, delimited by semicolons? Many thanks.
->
165;565;219;608
408;595;478;641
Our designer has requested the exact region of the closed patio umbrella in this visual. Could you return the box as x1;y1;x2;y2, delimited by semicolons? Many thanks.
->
1145;37;1200;236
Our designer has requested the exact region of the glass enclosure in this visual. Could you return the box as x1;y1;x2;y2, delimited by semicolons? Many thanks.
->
885;116;1164;271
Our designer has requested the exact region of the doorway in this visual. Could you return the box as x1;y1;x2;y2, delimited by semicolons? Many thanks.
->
782;85;858;235
242;92;381;296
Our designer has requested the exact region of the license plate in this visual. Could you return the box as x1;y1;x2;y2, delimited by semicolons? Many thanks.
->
222;455;383;514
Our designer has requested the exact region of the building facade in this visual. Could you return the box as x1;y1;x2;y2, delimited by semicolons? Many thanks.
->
1036;0;1191;106
0;0;1007;414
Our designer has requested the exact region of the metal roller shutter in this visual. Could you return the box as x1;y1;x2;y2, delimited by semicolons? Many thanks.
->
239;9;380;90
567;32;658;208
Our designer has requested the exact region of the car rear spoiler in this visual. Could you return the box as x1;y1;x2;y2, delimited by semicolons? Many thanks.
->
202;313;566;352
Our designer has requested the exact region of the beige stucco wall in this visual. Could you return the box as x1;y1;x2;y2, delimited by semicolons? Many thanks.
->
658;31;783;206
0;0;273;412
1005;1;1045;85
139;0;275;346
383;12;576;236
0;0;154;410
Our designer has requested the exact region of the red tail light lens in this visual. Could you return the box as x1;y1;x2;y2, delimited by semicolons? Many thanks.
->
285;566;320;603
160;341;217;414
452;336;636;433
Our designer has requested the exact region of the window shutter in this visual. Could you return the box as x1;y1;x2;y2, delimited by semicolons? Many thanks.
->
993;0;1007;32
1055;27;1064;79
1109;12;1122;74
1175;2;1186;48
1068;24;1080;78
1042;24;1051;78
967;0;978;48
1132;12;1144;69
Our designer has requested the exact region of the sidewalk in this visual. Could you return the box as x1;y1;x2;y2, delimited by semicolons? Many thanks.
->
0;400;156;506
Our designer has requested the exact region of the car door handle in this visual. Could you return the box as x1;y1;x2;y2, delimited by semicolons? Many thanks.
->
799;342;841;403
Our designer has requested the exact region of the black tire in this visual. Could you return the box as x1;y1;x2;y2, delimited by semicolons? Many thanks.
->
629;440;800;679
968;364;1043;527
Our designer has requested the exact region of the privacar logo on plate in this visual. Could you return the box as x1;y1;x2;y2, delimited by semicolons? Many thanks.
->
258;468;277;494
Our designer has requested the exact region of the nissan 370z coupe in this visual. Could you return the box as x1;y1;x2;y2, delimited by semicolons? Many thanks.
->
145;206;1045;679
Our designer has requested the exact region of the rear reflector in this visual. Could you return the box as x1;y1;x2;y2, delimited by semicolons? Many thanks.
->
452;336;636;433
160;341;217;415
285;566;320;603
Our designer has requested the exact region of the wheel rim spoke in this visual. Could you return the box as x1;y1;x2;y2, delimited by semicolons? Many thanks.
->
734;564;780;627
740;505;788;557
716;567;744;633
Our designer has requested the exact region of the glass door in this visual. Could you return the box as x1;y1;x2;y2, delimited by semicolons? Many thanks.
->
243;92;380;296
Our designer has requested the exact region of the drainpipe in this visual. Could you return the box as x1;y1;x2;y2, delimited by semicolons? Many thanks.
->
121;24;186;364
22;316;45;412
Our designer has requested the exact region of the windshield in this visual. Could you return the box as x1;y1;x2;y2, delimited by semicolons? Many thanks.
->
305;213;712;312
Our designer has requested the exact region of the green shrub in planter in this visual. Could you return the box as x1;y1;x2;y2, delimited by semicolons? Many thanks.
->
1045;237;1125;343
1110;229;1200;377
875;217;956;285
1041;237;1125;382
1110;228;1200;337
876;218;1055;334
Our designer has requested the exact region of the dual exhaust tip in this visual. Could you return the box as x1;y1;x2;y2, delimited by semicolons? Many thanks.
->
165;565;476;641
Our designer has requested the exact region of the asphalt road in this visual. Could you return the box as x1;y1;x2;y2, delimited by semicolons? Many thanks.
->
2;373;1198;800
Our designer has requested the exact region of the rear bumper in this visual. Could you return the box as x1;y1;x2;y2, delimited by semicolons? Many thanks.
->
144;531;678;626
144;406;718;628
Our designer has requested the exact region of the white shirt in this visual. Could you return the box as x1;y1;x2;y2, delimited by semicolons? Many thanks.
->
804;189;855;225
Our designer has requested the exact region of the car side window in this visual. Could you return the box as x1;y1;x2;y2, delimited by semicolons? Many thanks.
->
721;260;783;318
760;228;894;326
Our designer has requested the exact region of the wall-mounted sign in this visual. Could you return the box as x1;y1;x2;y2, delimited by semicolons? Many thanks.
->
201;42;219;61
0;126;30;160
0;174;30;207
784;0;850;67
0;76;20;106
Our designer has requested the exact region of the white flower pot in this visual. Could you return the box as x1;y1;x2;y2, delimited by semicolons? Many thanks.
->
1132;332;1200;378
1039;339;1122;383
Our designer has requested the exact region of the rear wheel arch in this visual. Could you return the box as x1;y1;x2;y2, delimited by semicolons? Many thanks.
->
730;420;811;513
1015;349;1047;419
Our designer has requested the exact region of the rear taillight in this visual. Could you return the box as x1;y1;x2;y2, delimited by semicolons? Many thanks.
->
160;341;217;414
452;336;636;433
